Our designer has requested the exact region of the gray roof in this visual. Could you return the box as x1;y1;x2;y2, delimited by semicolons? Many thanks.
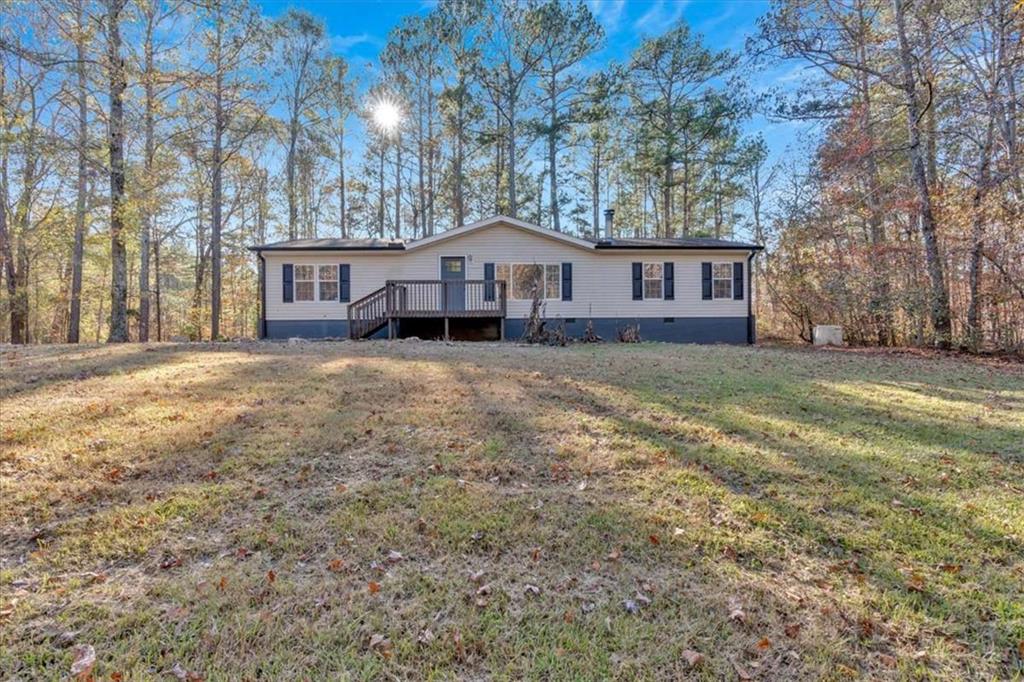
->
591;236;763;250
249;237;405;251
251;233;761;252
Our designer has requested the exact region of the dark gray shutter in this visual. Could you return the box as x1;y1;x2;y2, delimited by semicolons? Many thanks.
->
339;264;350;302
561;263;572;301
733;262;743;300
483;262;495;301
282;264;294;303
701;262;712;300
632;262;643;300
663;262;674;300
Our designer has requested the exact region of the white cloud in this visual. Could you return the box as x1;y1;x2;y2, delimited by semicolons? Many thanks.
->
330;33;378;54
634;0;688;33
587;0;627;33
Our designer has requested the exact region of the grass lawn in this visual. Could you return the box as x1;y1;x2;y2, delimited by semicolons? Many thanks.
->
1;341;1022;680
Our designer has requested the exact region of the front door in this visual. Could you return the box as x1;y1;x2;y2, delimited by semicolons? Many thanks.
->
440;256;466;311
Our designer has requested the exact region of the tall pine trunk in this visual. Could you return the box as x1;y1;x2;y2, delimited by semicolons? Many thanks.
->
893;0;951;349
139;11;155;342
547;74;560;232
69;0;88;343
106;0;129;343
966;119;994;351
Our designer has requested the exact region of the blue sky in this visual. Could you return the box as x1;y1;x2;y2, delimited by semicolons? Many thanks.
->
254;0;814;222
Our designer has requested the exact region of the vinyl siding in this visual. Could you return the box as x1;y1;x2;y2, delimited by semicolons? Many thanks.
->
263;223;751;321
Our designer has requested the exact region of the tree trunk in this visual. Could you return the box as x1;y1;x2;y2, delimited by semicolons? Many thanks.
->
548;74;560;232
69;0;88;343
210;13;224;340
591;142;600;235
454;89;465;227
893;0;951;349
287;112;299;240
508;103;517;217
338;124;346;238
394;131;402;238
139;11;155;342
107;0;129;343
966;120;994;352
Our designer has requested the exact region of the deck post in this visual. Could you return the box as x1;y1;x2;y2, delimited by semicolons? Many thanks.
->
499;317;505;341
444;316;450;341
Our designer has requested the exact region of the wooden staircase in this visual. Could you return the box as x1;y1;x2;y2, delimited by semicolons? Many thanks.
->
347;286;389;339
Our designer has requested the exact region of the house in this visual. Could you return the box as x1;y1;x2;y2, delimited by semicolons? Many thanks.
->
249;213;763;343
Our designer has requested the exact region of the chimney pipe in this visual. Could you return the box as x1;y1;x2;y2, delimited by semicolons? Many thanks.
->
603;208;614;239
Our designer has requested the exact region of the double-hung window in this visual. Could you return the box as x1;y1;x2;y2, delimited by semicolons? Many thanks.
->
643;263;663;300
712;263;733;299
294;265;315;302
495;263;561;300
318;265;338;301
292;264;339;302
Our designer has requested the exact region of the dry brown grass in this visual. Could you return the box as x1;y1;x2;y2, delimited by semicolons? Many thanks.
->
1;340;1022;680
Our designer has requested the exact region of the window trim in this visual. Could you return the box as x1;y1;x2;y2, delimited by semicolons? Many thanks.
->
318;264;339;302
293;263;341;303
642;262;663;301
293;264;316;302
712;261;734;300
496;262;562;301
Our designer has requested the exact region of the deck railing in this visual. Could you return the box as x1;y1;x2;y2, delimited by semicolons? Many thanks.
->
386;280;507;318
348;279;507;339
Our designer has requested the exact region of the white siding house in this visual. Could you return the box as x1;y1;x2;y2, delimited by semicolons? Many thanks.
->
251;216;762;343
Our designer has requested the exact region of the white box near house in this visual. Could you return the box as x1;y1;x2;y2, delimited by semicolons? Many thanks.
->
813;325;844;346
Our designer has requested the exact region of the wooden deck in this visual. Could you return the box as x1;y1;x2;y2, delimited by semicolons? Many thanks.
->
347;280;508;340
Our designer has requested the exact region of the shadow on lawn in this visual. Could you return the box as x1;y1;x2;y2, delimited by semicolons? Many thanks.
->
3;342;1022;678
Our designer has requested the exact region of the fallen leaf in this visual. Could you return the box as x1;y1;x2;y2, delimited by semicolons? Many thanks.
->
906;572;925;593
524;584;541;596
756;637;771;651
217;576;227;592
368;581;381;594
469;570;485;584
682;649;704;668
111;672;124;681
266;570;276;584
648;534;660;546
729;608;747;624
732;659;753;680
591;560;601;571
858;618;875;638
368;633;391;657
170;662;187;680
417;629;435;645
938;563;962;574
606;549;621;561
1018;640;1024;657
386;550;404;563
878;653;897;668
160;556;182;570
563;609;575;623
70;644;95;678
531;547;541;562
328;559;345;572
784;622;802;639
